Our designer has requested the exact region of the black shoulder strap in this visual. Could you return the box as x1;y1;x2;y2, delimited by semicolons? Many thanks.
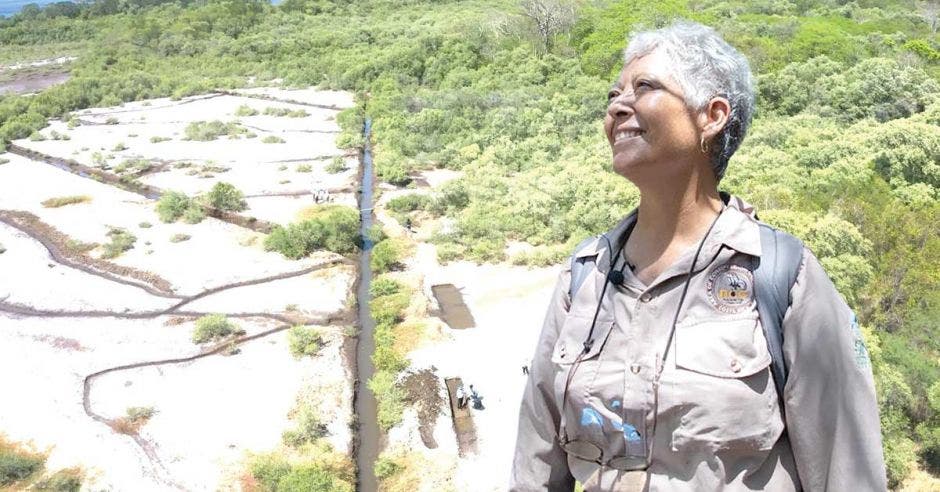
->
754;224;804;407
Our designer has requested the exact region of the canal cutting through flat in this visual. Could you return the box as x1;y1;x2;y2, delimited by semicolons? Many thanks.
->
355;117;379;492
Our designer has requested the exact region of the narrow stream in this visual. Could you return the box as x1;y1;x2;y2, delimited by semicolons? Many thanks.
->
355;117;379;492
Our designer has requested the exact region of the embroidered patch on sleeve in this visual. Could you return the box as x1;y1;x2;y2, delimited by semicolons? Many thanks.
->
849;314;870;369
706;264;754;314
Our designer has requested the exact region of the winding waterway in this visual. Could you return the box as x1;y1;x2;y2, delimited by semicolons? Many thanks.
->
355;117;379;492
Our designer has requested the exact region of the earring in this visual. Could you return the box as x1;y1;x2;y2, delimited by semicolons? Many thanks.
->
700;135;709;155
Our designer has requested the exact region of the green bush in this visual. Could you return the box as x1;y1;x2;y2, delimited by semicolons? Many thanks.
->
282;405;327;448
235;104;258;116
369;292;409;327
40;195;91;208
149;136;170;143
387;193;430;213
184;120;247;141
169;233;190;243
296;163;312;172
249;452;352;492
369;277;403;298
325;156;347;174
206;182;247;212
264;207;359;258
262;135;286;144
288;326;322;358
33;468;82;492
156;191;192;222
368;370;406;431
101;228;136;259
182;204;206;224
373;456;402;479
0;440;44;487
370;238;405;273
192;314;242;344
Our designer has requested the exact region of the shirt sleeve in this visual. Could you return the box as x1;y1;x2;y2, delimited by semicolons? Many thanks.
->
510;267;576;492
782;249;888;491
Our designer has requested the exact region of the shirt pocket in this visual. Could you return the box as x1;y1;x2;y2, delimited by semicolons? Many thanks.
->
551;312;613;366
670;315;783;452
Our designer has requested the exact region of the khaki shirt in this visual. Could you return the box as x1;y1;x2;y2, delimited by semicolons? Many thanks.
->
510;197;886;491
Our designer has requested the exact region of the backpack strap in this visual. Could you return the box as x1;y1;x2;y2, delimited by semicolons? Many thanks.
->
569;236;599;303
754;224;804;409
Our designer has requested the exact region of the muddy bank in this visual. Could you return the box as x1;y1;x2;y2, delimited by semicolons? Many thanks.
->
431;284;475;329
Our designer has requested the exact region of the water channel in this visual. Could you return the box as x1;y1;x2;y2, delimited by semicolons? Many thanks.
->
355;117;379;492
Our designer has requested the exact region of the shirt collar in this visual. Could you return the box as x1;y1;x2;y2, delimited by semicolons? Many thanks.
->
577;194;762;261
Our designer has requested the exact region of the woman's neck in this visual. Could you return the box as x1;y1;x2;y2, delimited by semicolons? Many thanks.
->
624;170;722;279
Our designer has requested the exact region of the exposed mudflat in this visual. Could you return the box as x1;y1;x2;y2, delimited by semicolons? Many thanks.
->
0;87;359;490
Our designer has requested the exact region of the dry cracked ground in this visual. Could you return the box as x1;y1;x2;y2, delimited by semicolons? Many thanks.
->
0;87;360;491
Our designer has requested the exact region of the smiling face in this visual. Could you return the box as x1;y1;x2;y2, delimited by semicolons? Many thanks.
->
603;48;705;182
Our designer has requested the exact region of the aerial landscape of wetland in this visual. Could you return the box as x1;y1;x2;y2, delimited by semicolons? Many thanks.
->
1;0;939;491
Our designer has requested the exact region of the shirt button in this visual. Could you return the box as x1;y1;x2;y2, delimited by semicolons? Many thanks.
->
730;359;742;373
640;293;653;303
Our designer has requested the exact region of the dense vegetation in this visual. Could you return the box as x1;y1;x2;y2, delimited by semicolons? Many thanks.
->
1;0;938;488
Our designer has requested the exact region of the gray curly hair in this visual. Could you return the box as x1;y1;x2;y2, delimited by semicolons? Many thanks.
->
623;21;755;182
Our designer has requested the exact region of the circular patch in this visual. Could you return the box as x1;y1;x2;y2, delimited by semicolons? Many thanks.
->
705;264;754;314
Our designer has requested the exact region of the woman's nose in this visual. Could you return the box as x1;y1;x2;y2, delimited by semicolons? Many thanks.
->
607;93;635;119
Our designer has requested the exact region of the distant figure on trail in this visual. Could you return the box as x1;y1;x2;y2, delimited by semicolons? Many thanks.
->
511;20;886;492
456;384;466;409
469;384;484;410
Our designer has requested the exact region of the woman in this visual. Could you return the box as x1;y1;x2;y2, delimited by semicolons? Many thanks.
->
510;21;886;491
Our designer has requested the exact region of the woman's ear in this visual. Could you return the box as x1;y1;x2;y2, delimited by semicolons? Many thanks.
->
699;97;731;141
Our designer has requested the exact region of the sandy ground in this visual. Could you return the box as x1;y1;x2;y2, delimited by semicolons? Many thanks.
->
0;87;358;490
374;186;559;491
21;92;358;225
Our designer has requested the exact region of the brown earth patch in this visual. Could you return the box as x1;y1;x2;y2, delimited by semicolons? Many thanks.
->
402;369;443;449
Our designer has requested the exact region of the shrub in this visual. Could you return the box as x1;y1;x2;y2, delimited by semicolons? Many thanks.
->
182;204;206;224
184;120;247;141
0;438;45;487
370;292;409;327
325;157;346;174
40;195;91;208
28;131;46;141
235;104;258;116
296;163;312;172
262;135;286;144
111;142;127;151
282;405;327;447
206;182;247;212
192;314;242;344
288;326;322;358
387;194;430;213
368;370;406;431
149;136;170;143
33;467;82;492
249;452;352;492
126;406;155;422
156;191;192;222
105;117;118;125
264;207;359;258
263;107;309;118
101;228;136;259
138;221;151;228
369;277;403;298
373;456;401;479
371;239;406;273
169;233;190;243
